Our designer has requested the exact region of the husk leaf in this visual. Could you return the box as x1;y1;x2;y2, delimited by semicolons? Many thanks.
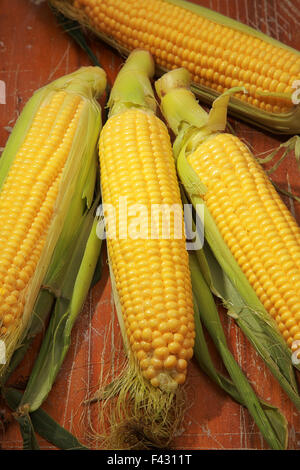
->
2;387;87;450
18;201;103;413
190;252;288;450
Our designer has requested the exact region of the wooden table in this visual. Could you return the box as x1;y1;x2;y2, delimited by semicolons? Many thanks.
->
0;0;300;451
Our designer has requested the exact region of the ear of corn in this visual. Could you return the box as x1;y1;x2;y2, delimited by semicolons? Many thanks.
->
0;66;106;382
94;49;194;450
155;68;300;410
49;0;300;134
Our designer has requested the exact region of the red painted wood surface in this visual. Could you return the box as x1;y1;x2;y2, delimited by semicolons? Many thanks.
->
0;0;300;450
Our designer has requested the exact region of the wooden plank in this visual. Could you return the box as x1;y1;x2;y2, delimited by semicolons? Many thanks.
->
0;0;299;450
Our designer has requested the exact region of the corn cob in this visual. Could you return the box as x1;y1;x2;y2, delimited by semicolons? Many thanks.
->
49;0;300;134
95;50;194;449
155;68;300;407
0;66;106;380
192;134;300;346
156;69;300;350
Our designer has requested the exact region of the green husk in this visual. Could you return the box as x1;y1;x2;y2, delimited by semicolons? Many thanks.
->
0;67;106;392
2;387;87;450
180;192;289;449
190;252;288;450
155;68;300;412
17;204;103;413
107;49;156;117
49;0;300;135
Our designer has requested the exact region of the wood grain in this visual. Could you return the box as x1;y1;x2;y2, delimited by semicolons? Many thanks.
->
0;0;300;450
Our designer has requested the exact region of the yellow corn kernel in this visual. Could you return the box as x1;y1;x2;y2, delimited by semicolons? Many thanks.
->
99;107;195;388
188;132;300;348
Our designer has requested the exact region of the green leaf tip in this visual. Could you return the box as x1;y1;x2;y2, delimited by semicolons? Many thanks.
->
108;49;156;116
